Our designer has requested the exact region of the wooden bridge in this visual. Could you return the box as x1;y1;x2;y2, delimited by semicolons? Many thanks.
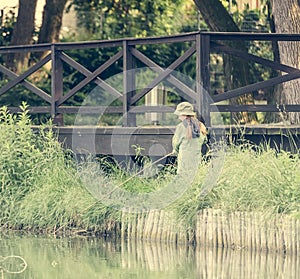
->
0;31;299;156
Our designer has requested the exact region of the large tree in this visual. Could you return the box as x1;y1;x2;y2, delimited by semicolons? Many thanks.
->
35;0;68;60
193;0;256;123
193;0;239;32
6;0;68;69
6;0;37;71
38;0;68;44
270;0;300;124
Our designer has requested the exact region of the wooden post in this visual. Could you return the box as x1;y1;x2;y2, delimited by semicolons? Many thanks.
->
51;44;64;125
123;40;136;127
196;33;211;126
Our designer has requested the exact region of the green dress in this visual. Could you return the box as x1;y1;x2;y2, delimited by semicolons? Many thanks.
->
172;121;206;175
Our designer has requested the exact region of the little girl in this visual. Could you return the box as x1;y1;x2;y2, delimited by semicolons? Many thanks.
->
172;102;207;175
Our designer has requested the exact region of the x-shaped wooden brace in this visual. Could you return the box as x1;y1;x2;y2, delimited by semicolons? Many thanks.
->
0;55;52;103
57;51;123;106
130;44;198;105
211;42;300;103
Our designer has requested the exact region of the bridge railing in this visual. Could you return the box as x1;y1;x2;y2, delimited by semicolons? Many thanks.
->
207;32;300;125
0;31;300;126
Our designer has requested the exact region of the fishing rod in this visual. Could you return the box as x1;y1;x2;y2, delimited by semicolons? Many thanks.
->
82;151;174;212
53;151;174;235
117;151;174;187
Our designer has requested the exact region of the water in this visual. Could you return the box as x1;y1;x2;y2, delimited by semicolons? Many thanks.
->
0;233;299;279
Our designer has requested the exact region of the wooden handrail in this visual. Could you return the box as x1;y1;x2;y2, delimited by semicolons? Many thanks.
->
0;31;299;126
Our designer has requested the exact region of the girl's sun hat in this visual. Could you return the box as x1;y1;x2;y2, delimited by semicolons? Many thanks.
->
174;101;196;116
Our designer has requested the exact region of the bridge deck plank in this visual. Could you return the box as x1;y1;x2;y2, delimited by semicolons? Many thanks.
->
40;125;300;155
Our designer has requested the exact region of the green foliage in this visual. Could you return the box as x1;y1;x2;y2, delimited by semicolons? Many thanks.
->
0;106;124;231
69;0;192;39
0;7;16;47
0;7;17;75
233;6;273;89
0;103;79;227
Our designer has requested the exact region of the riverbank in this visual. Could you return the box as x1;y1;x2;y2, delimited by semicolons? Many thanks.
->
118;208;300;255
0;106;299;254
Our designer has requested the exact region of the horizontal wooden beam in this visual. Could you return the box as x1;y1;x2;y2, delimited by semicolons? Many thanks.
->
203;32;300;41
212;104;300;112
129;105;175;113
7;106;51;113
0;43;51;54
56;105;176;114
57;106;123;114
10;104;296;115
2;32;300;54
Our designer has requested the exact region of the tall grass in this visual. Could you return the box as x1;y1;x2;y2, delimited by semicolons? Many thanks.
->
212;144;300;214
172;140;300;227
0;104;119;233
0;104;299;234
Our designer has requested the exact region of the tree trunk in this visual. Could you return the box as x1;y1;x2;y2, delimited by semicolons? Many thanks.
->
36;0;68;59
263;0;281;123
194;0;257;124
193;0;240;32
271;0;300;124
6;0;37;71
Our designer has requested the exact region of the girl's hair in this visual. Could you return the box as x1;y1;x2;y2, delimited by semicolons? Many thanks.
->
185;116;207;140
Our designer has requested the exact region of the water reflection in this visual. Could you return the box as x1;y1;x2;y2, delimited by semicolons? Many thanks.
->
0;233;299;278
